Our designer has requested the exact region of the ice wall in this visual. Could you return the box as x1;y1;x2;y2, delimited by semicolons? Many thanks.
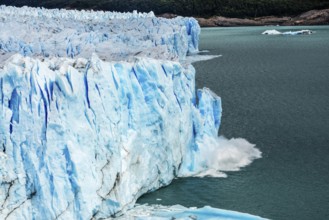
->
0;53;221;219
0;6;261;220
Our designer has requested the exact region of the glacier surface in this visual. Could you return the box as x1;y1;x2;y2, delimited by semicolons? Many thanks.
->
0;6;199;62
0;6;262;219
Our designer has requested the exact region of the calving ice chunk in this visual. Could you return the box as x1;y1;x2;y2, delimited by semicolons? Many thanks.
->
0;5;262;220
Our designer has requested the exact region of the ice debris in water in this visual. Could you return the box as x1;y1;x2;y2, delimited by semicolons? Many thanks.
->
0;5;262;220
262;29;313;35
117;204;268;220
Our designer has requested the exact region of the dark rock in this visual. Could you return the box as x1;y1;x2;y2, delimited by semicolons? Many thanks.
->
284;9;329;25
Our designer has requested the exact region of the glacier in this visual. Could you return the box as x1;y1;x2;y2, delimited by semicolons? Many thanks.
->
0;5;262;220
0;5;199;62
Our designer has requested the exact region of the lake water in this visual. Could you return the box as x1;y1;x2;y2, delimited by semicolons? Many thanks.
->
138;26;329;220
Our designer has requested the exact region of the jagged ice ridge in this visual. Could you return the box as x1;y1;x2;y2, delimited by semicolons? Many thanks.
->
0;5;199;62
0;6;262;219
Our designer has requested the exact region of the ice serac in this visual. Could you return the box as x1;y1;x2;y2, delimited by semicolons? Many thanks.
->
0;5;262;220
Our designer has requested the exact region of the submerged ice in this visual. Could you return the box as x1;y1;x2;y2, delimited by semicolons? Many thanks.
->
0;6;262;219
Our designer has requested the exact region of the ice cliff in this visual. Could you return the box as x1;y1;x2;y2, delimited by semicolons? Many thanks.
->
0;6;262;219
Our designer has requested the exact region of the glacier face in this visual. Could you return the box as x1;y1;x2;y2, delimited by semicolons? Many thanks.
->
0;6;262;220
0;54;203;219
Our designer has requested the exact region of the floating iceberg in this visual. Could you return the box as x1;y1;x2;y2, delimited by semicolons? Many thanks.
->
262;29;313;35
0;6;262;219
261;30;282;35
282;30;313;35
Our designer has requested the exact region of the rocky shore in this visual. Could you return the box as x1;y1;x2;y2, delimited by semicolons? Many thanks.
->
159;8;329;27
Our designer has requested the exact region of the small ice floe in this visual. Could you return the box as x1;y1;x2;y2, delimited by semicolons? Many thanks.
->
262;29;313;35
282;30;313;35
185;54;222;63
262;29;282;35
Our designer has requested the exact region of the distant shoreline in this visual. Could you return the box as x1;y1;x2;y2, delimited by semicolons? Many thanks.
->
159;8;329;27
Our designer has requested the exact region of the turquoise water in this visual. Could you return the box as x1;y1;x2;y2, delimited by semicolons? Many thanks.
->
138;26;329;220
